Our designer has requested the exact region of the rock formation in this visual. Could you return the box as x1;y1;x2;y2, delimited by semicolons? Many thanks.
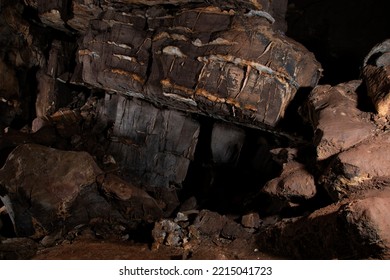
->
1;0;390;260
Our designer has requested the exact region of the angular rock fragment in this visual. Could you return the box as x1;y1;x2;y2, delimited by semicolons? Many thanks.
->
320;132;390;201
241;212;261;229
258;189;390;259
193;210;247;239
302;81;375;160
98;93;200;189
74;4;321;129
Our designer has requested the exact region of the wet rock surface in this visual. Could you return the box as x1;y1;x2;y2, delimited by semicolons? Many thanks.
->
1;0;390;260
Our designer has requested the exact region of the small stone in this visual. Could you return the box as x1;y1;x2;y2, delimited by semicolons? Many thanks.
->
241;212;261;229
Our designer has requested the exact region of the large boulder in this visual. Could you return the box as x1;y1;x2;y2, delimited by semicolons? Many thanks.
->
258;189;390;259
0;144;161;237
72;3;321;129
302;81;375;160
320;132;390;201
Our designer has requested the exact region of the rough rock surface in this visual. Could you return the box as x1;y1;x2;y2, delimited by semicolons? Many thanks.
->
362;39;390;117
302;81;375;160
0;237;38;260
262;161;316;206
72;4;321;129
320;132;390;201
98;93;200;189
33;0;289;33
258;189;390;259
0;144;161;238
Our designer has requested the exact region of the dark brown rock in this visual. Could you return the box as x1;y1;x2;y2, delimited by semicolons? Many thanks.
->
0;143;162;239
0;238;38;260
193;209;246;239
320;132;390;201
258;189;390;259
73;5;321;129
241;212;261;229
0;144;104;237
302;81;375;160
97;173;163;222
33;0;289;33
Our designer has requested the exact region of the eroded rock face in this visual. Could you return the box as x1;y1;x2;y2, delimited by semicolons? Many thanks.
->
98;93;200;189
262;161;316;206
320;132;390;201
72;4;321;129
302;81;375;160
0;144;162;238
33;0;289;33
258;189;390;259
0;144;103;236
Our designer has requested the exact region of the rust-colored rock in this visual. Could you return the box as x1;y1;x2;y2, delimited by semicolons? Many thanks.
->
258;189;390;259
302;81;375;160
262;161;316;202
0;144;161;238
320;132;390;201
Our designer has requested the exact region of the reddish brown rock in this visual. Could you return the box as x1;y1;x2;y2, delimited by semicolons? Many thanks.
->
33;0;289;33
261;161;316;214
193;209;247;239
320;132;390;201
302;81;375;160
258;189;390;259
241;212;261;229
0;144;161;238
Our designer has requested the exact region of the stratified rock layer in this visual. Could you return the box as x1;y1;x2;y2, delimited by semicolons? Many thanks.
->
72;4;321;128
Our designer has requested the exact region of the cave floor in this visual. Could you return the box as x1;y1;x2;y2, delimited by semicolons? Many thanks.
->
32;237;279;260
